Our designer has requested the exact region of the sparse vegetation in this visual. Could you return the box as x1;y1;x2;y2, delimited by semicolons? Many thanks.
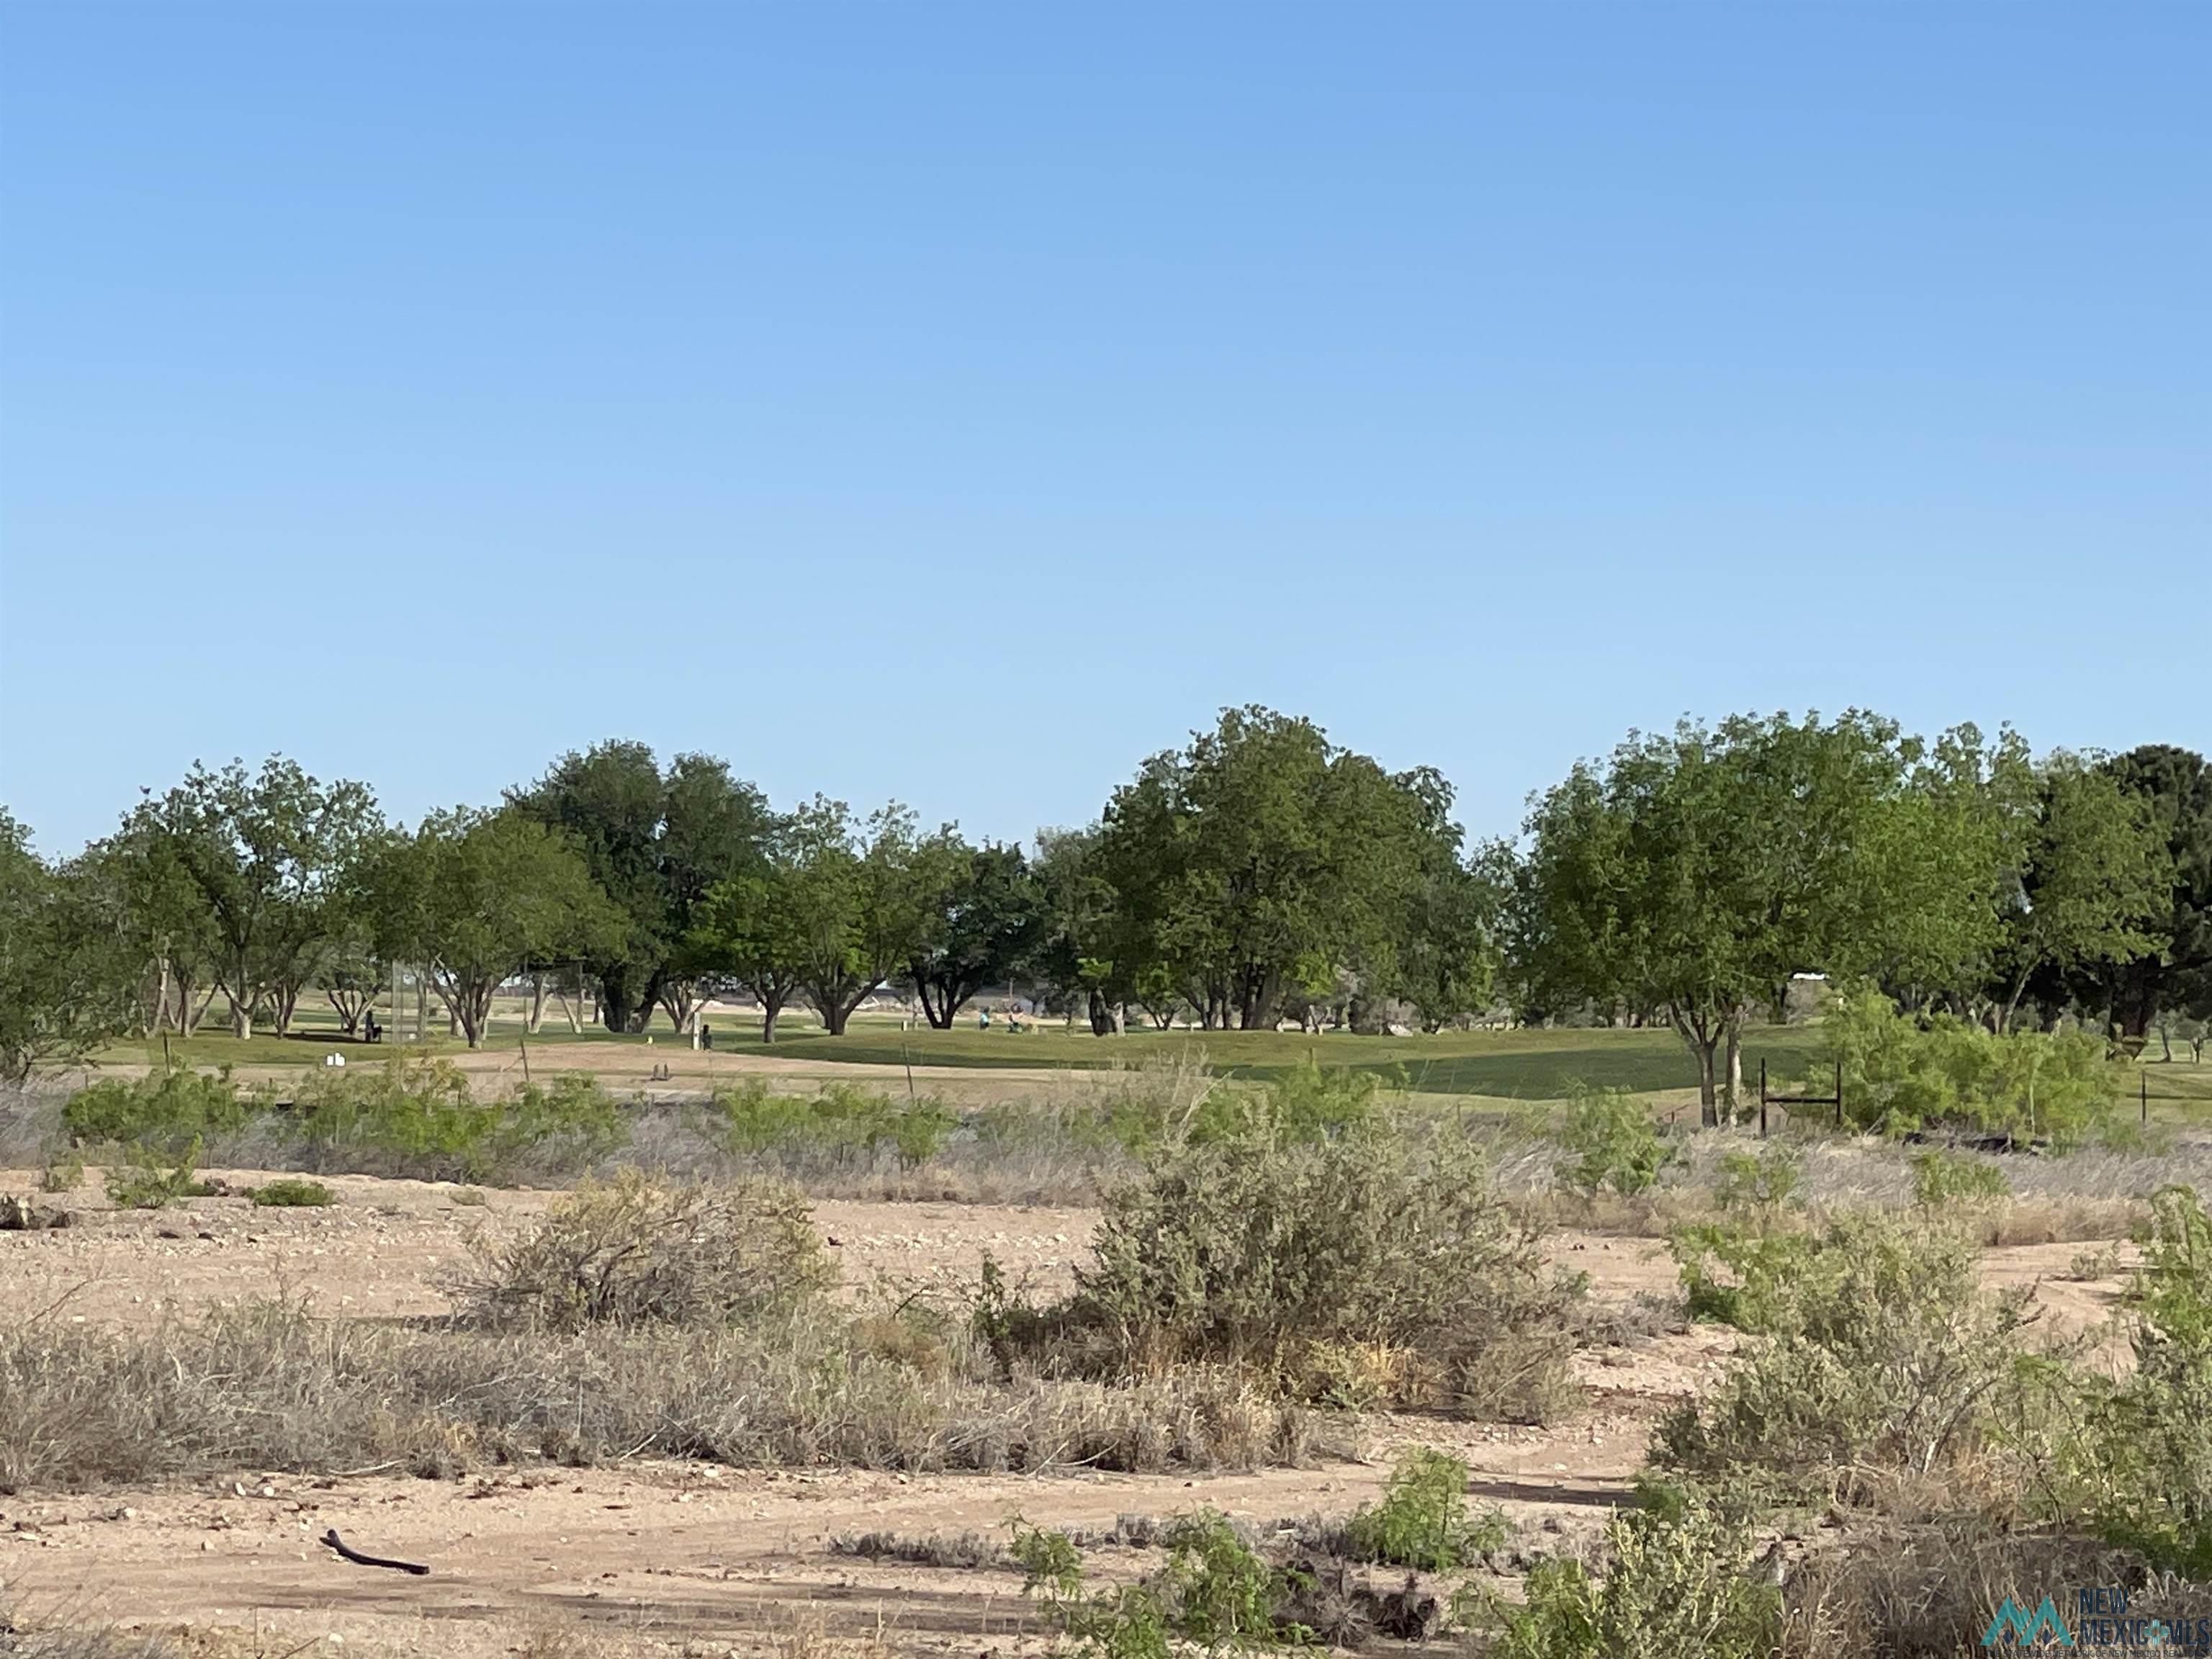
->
248;1176;332;1207
1488;1492;1781;1659
1555;1084;1678;1197
1068;1123;1580;1420
1012;1511;1312;1658
460;1170;832;1332
1656;1211;2039;1508
1910;1146;2011;1207
1338;1447;1503;1571
102;1136;219;1208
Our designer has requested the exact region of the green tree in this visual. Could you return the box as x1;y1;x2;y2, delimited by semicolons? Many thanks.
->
2068;746;2212;1038
1396;850;1501;1033
370;809;619;1047
0;810;142;1082
1516;711;1941;1122
127;757;384;1040
1029;824;1125;1033
1990;752;2164;1033
906;837;1042;1028
780;796;932;1037
510;743;770;1036
1094;706;1460;1033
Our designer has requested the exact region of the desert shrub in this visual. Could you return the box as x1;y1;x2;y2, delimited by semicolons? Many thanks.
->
1910;1148;2010;1207
1556;1084;1677;1196
1012;1511;1310;1658
461;1170;832;1332
1105;1062;1377;1156
710;1079;954;1171
2070;1185;2212;1575
1339;1447;1503;1571
831;1529;1010;1569
63;1067;251;1153
493;1072;627;1168
288;1053;493;1176
250;1177;332;1208
39;1155;83;1192
103;1136;219;1209
1669;1223;1825;1332
1487;1492;1780;1659
1655;1212;2036;1506
1071;1125;1579;1421
1714;1144;1805;1213
287;1056;622;1182
1822;987;2117;1146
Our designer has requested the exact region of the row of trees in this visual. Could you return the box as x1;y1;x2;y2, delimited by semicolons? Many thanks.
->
4;710;2208;1109
1513;715;2208;1116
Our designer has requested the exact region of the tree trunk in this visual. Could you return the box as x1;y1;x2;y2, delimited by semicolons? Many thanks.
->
918;979;957;1029
229;994;253;1042
148;956;172;1037
1724;1023;1744;1125
1669;1002;1720;1127
526;972;549;1035
1087;989;1115;1035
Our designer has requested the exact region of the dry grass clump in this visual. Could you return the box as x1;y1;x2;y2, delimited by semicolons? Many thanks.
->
0;1618;181;1659
1781;1523;2164;1657
1655;1211;2050;1509
459;1170;832;1332
1066;1125;1581;1423
0;1295;1327;1493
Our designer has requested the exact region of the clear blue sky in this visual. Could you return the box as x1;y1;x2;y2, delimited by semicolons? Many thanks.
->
3;4;2206;858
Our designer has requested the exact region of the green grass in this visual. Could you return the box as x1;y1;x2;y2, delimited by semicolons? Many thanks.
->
93;1009;2212;1113
758;1022;1831;1100
99;1017;1828;1101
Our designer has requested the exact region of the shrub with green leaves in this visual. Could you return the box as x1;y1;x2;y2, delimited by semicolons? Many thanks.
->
104;1136;219;1209
1713;1144;1804;1213
1910;1148;2010;1208
1822;986;2117;1146
39;1156;83;1193
1074;1125;1580;1421
1107;1062;1379;1156
289;1054;492;1179
250;1177;333;1208
1341;1447;1503;1571
2070;1184;2212;1575
289;1057;622;1182
1012;1511;1310;1659
1670;1224;1826;1332
1487;1493;1781;1659
65;1068;253;1154
710;1079;953;1171
1556;1084;1677;1196
1656;1212;2036;1505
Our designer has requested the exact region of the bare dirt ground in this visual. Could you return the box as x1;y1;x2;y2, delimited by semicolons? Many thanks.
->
0;1172;2139;1658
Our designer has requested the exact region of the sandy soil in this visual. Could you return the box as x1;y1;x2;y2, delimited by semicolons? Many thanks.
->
0;1172;2139;1657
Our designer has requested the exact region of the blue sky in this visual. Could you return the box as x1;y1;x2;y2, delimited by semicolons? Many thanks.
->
2;4;2206;858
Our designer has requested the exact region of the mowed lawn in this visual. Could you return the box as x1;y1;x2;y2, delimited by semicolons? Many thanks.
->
90;1007;2212;1110
102;1011;1836;1100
